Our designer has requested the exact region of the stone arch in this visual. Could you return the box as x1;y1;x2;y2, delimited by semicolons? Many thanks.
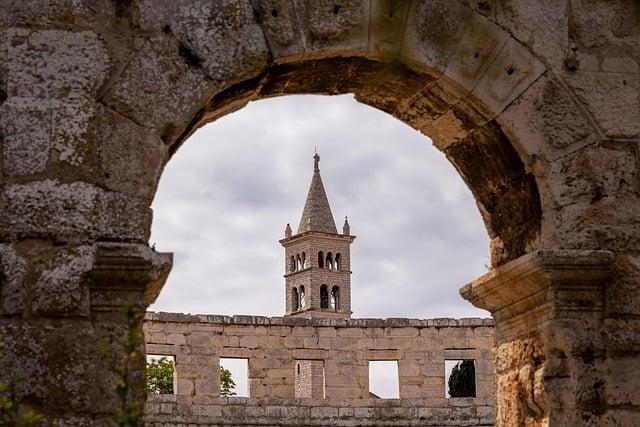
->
91;0;589;268
1;1;638;426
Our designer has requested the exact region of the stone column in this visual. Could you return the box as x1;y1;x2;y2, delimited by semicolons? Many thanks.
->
461;250;613;426
0;242;171;424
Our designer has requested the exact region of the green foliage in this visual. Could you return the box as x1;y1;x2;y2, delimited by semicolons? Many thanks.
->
0;337;44;426
101;305;145;427
448;360;476;398
219;366;236;397
146;358;174;394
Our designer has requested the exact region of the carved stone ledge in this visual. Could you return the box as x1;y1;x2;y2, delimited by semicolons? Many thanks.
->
89;242;173;311
460;250;613;340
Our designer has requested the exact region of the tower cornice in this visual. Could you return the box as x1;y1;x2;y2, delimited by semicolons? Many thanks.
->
279;230;356;247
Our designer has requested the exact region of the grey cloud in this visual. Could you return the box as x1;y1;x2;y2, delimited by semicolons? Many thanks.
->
150;94;490;319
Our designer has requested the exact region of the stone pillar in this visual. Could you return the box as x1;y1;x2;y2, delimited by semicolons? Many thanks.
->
461;250;613;426
0;242;171;424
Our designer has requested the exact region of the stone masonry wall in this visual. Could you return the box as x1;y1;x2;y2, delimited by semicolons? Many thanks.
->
295;359;325;398
143;312;494;426
284;233;353;317
4;1;640;424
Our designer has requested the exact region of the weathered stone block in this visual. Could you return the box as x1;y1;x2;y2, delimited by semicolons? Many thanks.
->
4;180;100;241
171;0;269;83
0;0;115;28
296;0;370;58
497;73;599;161
0;97;50;176
496;0;569;70
311;406;339;418
444;12;509;94
566;71;640;139
368;0;410;58
0;320;104;413
251;0;304;61
0;244;28;315
401;0;473;75
103;36;214;130
176;378;195;396
471;37;546;115
97;191;151;242
604;356;640;406
97;106;168;202
4;29;109;99
33;245;95;316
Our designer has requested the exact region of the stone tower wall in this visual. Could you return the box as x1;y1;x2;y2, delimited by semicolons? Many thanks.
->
284;235;353;316
143;313;494;426
295;359;325;398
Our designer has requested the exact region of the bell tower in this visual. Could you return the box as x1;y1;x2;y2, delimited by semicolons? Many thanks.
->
280;153;355;319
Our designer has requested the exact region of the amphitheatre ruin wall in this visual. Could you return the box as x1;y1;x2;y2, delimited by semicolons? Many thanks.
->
1;0;640;425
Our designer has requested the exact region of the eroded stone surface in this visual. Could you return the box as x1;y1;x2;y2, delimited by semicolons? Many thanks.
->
0;244;27;315
402;0;473;75
3;28;110;99
2;180;150;242
143;314;494;425
103;35;214;130
170;0;269;83
33;245;95;316
2;1;640;426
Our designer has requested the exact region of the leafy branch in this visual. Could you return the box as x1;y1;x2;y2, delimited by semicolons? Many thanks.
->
100;305;146;427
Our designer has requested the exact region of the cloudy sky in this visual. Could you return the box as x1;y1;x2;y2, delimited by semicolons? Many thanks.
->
149;94;491;319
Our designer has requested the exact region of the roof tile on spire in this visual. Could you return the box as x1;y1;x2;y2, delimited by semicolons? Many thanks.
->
297;153;338;234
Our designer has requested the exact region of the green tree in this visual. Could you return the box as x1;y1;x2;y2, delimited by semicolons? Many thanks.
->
448;360;476;398
146;358;174;394
219;366;236;397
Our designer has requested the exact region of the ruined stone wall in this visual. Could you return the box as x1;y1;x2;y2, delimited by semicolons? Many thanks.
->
3;1;640;425
143;313;494;426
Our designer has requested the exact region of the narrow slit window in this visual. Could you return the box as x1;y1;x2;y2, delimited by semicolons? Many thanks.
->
220;358;249;397
368;361;399;399
300;285;306;309
146;355;176;395
318;251;324;268
292;287;299;311
445;360;476;398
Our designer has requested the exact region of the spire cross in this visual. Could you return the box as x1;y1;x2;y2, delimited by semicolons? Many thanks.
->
313;152;320;172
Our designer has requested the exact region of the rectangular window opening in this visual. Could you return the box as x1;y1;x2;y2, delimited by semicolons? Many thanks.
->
368;360;399;399
445;359;476;398
294;359;325;398
146;354;176;395
220;358;249;398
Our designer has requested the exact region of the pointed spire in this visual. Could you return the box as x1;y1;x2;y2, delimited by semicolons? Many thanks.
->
284;223;292;238
297;153;338;234
343;216;350;235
